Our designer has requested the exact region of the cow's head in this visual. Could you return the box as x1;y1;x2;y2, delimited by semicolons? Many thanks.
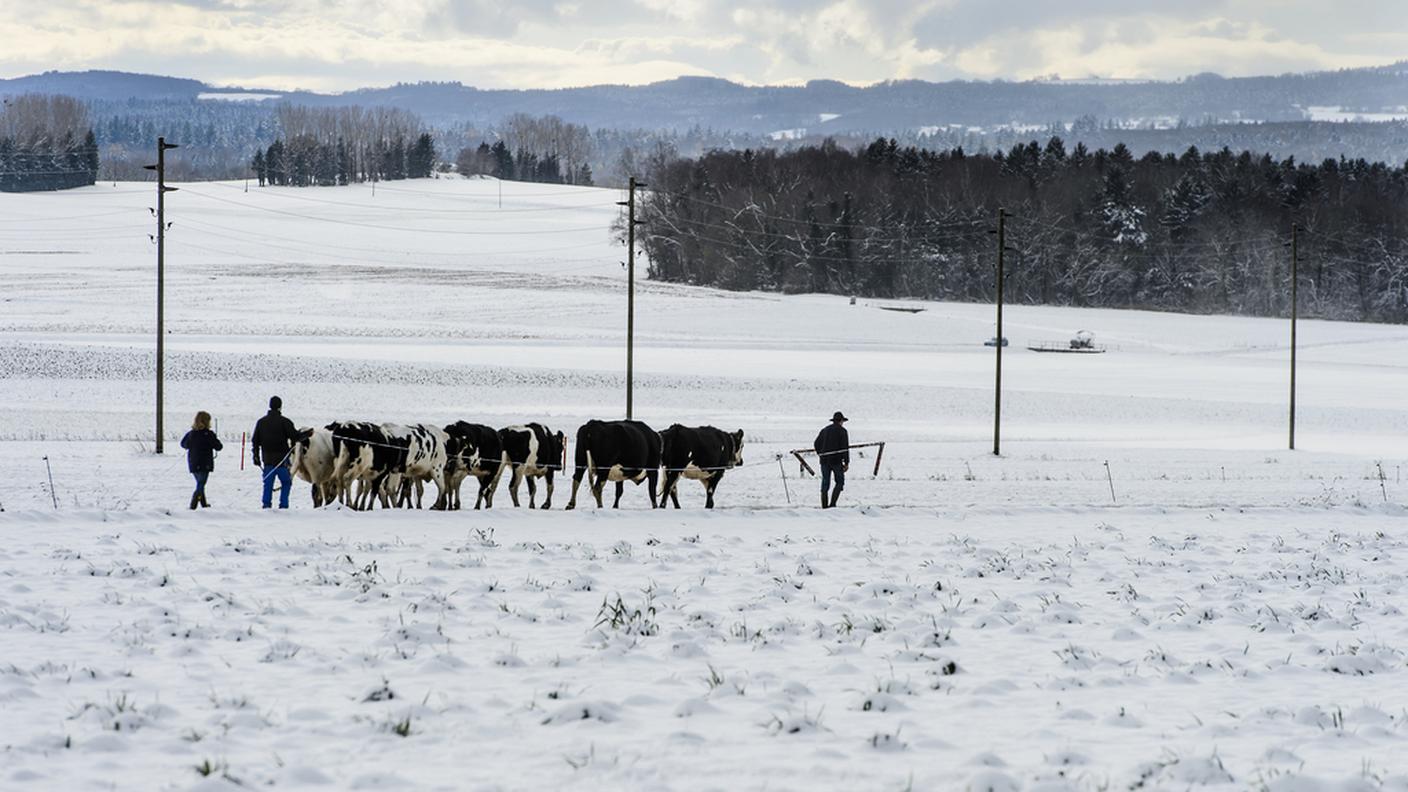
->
290;427;315;469
553;430;566;464
730;430;745;467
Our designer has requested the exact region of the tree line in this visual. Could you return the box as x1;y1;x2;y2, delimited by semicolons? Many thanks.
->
251;106;436;186
0;95;99;191
641;138;1408;323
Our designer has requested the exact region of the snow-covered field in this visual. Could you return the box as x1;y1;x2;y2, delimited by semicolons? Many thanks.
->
2;177;1407;791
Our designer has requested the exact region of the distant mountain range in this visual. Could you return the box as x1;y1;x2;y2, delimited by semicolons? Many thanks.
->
4;64;1408;135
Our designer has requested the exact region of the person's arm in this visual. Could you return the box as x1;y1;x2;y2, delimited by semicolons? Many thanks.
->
251;421;263;467
841;428;850;467
180;431;191;450
814;429;825;455
212;432;224;452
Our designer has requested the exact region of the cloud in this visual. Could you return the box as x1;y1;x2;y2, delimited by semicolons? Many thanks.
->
0;0;1401;90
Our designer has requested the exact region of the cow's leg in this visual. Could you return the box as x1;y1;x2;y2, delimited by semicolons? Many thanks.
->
508;467;523;507
647;469;659;509
705;473;720;509
526;476;538;509
590;471;606;509
487;464;505;509
374;474;393;509
660;470;680;509
475;474;491;510
613;480;625;509
540;470;553;510
566;464;588;510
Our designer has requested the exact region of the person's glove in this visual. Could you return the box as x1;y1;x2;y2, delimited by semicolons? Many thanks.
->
843;463;849;473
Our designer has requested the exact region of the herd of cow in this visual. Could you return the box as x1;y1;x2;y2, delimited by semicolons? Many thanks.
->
286;419;746;511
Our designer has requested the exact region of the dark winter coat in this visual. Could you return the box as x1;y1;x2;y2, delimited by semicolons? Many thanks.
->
252;409;299;468
814;423;850;467
180;429;224;473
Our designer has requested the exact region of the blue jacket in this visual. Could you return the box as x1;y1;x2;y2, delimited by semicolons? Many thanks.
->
180;429;224;473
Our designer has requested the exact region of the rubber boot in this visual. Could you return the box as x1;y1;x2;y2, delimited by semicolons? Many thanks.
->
820;490;830;509
829;487;842;508
199;493;210;508
189;494;199;511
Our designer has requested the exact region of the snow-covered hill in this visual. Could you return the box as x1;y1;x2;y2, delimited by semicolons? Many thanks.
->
2;176;1406;791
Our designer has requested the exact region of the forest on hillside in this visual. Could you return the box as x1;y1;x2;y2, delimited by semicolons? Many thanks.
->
0;95;98;191
641;139;1408;323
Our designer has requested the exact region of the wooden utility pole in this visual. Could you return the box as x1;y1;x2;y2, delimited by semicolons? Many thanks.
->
993;207;1007;456
617;177;646;419
144;137;178;453
1289;223;1298;450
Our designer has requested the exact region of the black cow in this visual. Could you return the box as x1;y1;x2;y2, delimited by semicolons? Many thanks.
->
440;421;505;510
565;419;661;509
659;425;745;509
498;423;565;509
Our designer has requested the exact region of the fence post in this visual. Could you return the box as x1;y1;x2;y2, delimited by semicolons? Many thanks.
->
43;456;58;509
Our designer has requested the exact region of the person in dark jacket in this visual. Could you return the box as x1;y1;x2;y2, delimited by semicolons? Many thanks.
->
251;395;299;509
180;410;223;510
814;411;850;508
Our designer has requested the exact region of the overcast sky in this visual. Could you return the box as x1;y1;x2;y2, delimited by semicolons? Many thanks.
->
2;0;1404;92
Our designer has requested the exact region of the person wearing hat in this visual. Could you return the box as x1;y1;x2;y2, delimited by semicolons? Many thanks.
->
813;411;850;508
251;395;299;509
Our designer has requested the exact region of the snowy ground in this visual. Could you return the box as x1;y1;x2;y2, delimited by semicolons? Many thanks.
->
2;177;1407;791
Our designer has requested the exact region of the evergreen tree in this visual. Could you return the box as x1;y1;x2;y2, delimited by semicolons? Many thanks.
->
407;133;435;178
490;141;514;180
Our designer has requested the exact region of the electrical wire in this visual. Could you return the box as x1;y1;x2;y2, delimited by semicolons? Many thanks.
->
180;186;612;236
653;210;993;245
371;181;607;199
202;180;619;214
177;215;620;259
652;189;990;234
0;208;136;223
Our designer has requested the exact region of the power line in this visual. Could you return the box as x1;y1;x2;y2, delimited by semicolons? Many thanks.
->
653;210;992;245
0;208;135;223
178;215;618;259
1011;214;1290;253
653;189;991;234
203;180;619;214
179;186;612;236
371;181;606;199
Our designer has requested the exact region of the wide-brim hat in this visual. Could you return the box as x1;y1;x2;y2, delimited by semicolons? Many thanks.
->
831;411;848;422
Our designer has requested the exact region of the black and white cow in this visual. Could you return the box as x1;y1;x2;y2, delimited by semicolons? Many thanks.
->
565;419;661;509
326;421;390;510
498;423;566;509
440;421;505;510
290;426;339;507
658;425;745;509
325;421;446;510
381;423;449;509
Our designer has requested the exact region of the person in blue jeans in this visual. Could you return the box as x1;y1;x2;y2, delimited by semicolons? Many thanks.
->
180;411;223;509
251;396;299;509
813;411;850;508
